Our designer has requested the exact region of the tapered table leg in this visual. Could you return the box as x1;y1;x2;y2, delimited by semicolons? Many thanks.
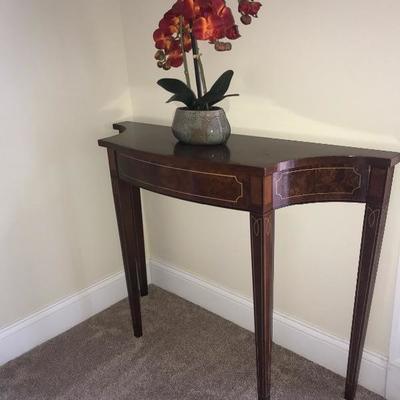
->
345;166;394;399
108;149;142;337
250;211;275;400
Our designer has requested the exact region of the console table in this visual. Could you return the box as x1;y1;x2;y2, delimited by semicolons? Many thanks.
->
99;122;399;400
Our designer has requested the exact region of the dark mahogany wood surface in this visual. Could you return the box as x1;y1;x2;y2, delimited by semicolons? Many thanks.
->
99;121;399;400
99;121;400;171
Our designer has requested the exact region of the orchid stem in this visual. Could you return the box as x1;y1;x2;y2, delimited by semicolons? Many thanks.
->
197;55;208;110
179;16;191;90
190;31;203;100
197;54;207;93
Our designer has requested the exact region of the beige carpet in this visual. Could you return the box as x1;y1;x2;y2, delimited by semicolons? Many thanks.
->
0;285;383;400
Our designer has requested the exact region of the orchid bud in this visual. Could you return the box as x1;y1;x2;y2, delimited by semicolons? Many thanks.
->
240;14;252;25
224;42;232;51
214;41;232;52
214;41;225;51
155;50;165;61
163;60;171;70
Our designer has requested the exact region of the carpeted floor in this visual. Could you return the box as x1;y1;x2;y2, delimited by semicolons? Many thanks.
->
0;285;383;400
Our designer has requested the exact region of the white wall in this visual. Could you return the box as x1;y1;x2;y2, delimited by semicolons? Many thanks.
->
120;0;400;357
0;0;131;328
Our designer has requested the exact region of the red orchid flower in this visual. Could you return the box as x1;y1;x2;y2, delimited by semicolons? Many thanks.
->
153;28;173;50
154;1;263;111
238;0;262;16
153;0;262;69
167;40;184;67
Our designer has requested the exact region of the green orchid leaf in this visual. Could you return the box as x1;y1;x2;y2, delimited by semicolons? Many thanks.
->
157;78;190;94
196;70;234;107
208;93;240;107
157;78;196;108
166;93;196;108
209;70;234;97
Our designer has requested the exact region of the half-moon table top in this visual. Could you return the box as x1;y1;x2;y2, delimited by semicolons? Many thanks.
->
98;122;400;173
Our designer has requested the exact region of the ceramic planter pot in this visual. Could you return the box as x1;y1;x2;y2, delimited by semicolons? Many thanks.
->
172;107;231;145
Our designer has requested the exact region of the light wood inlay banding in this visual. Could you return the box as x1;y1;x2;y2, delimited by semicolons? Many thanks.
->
118;154;244;204
275;167;362;200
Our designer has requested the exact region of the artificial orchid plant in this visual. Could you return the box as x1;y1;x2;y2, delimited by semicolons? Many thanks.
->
153;0;262;110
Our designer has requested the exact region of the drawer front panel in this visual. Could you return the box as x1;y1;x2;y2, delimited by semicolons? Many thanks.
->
117;154;244;205
273;166;367;207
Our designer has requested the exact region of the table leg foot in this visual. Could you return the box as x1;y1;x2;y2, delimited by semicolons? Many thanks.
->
344;384;356;400
258;390;271;400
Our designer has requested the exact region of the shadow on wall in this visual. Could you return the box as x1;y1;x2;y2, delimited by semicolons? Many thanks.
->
129;89;400;153
201;0;400;141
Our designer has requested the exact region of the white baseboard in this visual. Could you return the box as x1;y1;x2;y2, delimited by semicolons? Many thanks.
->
0;271;127;366
0;259;390;397
149;258;388;397
386;256;400;400
386;360;400;400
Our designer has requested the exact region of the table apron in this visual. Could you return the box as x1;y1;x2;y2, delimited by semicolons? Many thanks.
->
116;153;254;210
272;164;369;208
